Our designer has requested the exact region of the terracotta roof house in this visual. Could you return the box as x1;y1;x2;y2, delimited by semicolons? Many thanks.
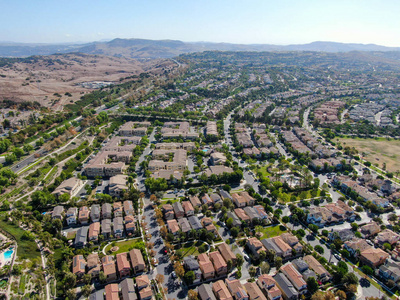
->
123;200;134;216
72;255;86;278
116;252;131;278
105;283;120;300
182;201;194;216
213;280;233;300
218;243;236;266
199;283;217;300
129;248;145;274
137;277;152;300
90;204;101;222
272;237;292;258
234;208;250;223
375;229;400;246
274;273;299;300
280;263;307;294
240;192;255;206
167;219;180;235
344;239;372;257
173;202;185;219
280;233;302;253
136;274;150;290
202;194;214;206
209;251;228;276
102;255;117;282
198;253;215;280
88;222;100;242
113;202;123;217
257;274;282;300
162;204;175;220
78;206;90;224
303;255;331;282
119;278;137;300
254;205;268;220
102;203;112;219
244;282;267;300
360;248;390;268
87;253;101;278
125;215;136;236
189;195;202;208
247;237;265;259
232;193;247;208
225;278;249;300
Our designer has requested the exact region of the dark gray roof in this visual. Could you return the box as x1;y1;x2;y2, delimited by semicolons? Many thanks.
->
329;228;354;242
173;202;184;214
219;190;232;200
74;226;88;246
178;218;191;233
90;204;100;219
198;284;217;300
227;211;241;227
183;256;200;271
101;219;111;233
261;239;282;256
292;258;309;272
120;278;137;300
113;217;123;232
52;205;64;218
89;289;104;300
188;216;202;230
301;269;317;281
243;207;259;220
274;273;299;299
102;203;112;218
210;193;222;203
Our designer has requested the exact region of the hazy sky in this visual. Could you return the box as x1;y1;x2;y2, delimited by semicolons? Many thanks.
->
1;0;399;46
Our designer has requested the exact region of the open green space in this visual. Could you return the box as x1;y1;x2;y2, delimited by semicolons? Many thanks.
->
0;218;40;260
256;225;287;240
105;238;145;255
175;241;206;257
18;275;26;295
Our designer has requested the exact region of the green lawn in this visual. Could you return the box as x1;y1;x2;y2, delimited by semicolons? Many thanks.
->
175;241;205;257
0;218;40;260
18;275;26;295
256;225;287;240
257;166;271;178
105;238;145;255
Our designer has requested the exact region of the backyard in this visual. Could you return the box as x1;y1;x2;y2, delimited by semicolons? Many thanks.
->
104;238;145;255
255;225;287;240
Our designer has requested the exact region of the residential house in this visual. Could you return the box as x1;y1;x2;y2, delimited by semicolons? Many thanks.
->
247;237;265;259
213;280;233;300
178;218;191;233
225;278;249;300
218;243;236;266
52;205;64;220
72;255;86;278
173;202;185;219
329;228;355;242
232;193;247;208
210;152;227;166
113;202;123;217
227;211;242;227
74;226;88;248
189;195;202;208
188;215;203;230
90;204;101;222
375;229;400;246
78;206;90;224
105;283;120;300
303;255;331;283
109;174;128;197
116;252;131;278
272;237;292;258
52;177;83;197
291;259;309;274
198;253;215;280
219;190;232;201
102;255;117;282
257;274;282;300
125;215;136;236
379;259;400;283
199;284;217;300
162;204;175;220
209;251;228;276
262;239;283;258
182;201;194;216
274;273;299;300
113;217;124;238
244;207;260;222
183;256;201;284
101;219;112;239
210;193;222;205
88;222;100;242
280;233;302;253
123;200;134;216
360;248;390;268
120;278;137;300
87;253;101;278
360;221;381;238
244;282;267;300
240;192;255;206
254;205;268;220
280;263;307;295
167;219;180;235
234;208;250;224
129;248;145;274
344;239;372;257
102;203;112;219
66;207;78;226
202;194;214;207
137;275;152;300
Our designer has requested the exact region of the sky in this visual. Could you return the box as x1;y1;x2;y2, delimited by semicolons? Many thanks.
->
1;0;399;47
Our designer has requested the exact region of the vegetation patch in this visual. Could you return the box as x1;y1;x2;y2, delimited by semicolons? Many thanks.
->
105;238;145;255
256;225;287;240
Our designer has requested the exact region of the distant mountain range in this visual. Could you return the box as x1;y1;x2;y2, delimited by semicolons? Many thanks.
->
0;38;399;59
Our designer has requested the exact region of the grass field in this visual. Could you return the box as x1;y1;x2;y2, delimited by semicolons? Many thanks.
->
339;137;400;172
0;218;40;260
175;241;205;257
256;225;287;240
104;238;145;255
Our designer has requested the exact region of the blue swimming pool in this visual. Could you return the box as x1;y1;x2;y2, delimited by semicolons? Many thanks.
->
3;250;13;260
202;149;209;153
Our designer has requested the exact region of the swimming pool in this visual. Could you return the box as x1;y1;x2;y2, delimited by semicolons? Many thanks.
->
202;149;209;153
3;249;13;260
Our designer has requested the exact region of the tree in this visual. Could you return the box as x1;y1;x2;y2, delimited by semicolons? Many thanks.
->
260;261;270;274
184;271;195;285
275;256;282;269
99;271;106;283
83;273;92;285
361;265;374;276
188;289;198;300
236;253;244;268
155;274;164;285
174;261;185;278
82;284;92;298
335;290;346;300
249;266;257;277
307;277;319;294
227;260;233;272
314;245;324;255
282;216;290;223
342;272;358;286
